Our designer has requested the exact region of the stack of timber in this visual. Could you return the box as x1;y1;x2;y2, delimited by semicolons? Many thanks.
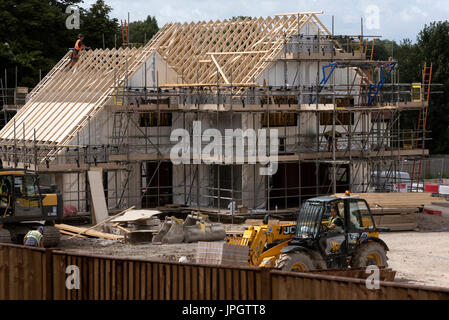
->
334;193;448;231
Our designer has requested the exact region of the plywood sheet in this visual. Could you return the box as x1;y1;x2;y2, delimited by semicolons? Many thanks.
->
88;170;108;224
111;210;161;223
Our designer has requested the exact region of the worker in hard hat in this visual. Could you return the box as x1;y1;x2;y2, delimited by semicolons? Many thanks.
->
23;226;44;247
68;34;91;68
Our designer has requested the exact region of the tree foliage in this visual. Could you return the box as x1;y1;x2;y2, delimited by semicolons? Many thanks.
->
0;0;159;88
0;0;82;86
128;16;159;47
372;22;449;153
78;0;120;50
417;22;449;153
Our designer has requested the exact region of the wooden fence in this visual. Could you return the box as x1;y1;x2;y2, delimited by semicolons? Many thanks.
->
1;243;449;300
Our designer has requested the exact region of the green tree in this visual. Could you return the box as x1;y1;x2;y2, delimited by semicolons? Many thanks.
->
0;0;119;88
416;21;449;154
78;0;120;49
0;0;83;87
231;16;253;21
370;39;392;61
128;16;159;47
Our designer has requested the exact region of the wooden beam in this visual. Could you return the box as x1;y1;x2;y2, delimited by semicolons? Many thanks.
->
55;224;124;240
67;206;135;239
210;54;230;84
59;230;88;238
206;51;269;55
159;83;260;87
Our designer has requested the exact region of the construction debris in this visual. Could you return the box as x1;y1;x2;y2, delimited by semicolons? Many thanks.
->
68;206;135;239
58;230;88;239
124;230;154;244
152;212;226;244
110;209;161;223
106;209;163;243
55;224;123;241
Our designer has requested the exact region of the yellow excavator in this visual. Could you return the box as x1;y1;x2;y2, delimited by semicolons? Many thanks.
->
227;194;389;271
0;169;63;247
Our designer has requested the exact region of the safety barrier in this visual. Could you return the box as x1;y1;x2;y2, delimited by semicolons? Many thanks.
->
1;243;449;300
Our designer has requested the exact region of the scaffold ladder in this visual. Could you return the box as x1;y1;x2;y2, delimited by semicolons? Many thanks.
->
411;62;433;190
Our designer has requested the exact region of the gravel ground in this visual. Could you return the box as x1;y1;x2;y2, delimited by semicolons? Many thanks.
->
380;231;449;288
56;213;449;289
378;212;449;288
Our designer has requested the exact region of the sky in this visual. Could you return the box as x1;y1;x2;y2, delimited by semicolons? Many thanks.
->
80;0;449;42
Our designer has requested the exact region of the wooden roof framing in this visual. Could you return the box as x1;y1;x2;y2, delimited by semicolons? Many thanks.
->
0;13;329;158
153;13;329;85
0;23;176;153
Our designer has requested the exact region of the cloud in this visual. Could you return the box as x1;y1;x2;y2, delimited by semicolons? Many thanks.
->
80;0;448;42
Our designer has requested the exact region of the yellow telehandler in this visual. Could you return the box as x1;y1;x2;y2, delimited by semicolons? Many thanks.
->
227;194;389;271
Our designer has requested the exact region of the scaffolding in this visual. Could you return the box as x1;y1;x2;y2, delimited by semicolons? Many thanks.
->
0;13;436;219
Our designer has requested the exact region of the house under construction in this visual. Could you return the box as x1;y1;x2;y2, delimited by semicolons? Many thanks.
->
0;12;431;217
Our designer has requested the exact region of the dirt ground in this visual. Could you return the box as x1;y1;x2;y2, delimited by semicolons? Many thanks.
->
56;212;449;289
58;237;198;262
378;212;449;288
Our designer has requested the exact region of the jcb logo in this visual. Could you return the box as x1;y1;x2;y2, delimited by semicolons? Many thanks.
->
281;225;296;235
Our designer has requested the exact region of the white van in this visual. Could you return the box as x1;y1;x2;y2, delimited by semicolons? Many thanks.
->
371;171;411;193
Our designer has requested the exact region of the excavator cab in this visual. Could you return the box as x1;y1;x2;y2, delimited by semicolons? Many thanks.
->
0;169;63;246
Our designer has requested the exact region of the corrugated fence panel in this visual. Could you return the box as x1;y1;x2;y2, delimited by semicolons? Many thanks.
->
1;244;449;300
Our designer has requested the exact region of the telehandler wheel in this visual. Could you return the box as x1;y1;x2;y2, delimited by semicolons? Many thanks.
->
43;226;61;248
309;251;327;270
275;252;314;272
351;242;388;268
0;228;11;243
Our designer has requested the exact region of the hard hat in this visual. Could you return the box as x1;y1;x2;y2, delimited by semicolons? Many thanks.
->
78;34;84;38
38;226;44;233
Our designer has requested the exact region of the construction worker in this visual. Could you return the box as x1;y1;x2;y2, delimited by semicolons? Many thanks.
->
320;206;344;254
68;34;91;68
23;226;44;247
0;178;10;215
326;207;344;232
324;129;342;152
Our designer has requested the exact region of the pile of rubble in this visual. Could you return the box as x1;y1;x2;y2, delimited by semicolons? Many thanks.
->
152;213;226;244
57;207;227;245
